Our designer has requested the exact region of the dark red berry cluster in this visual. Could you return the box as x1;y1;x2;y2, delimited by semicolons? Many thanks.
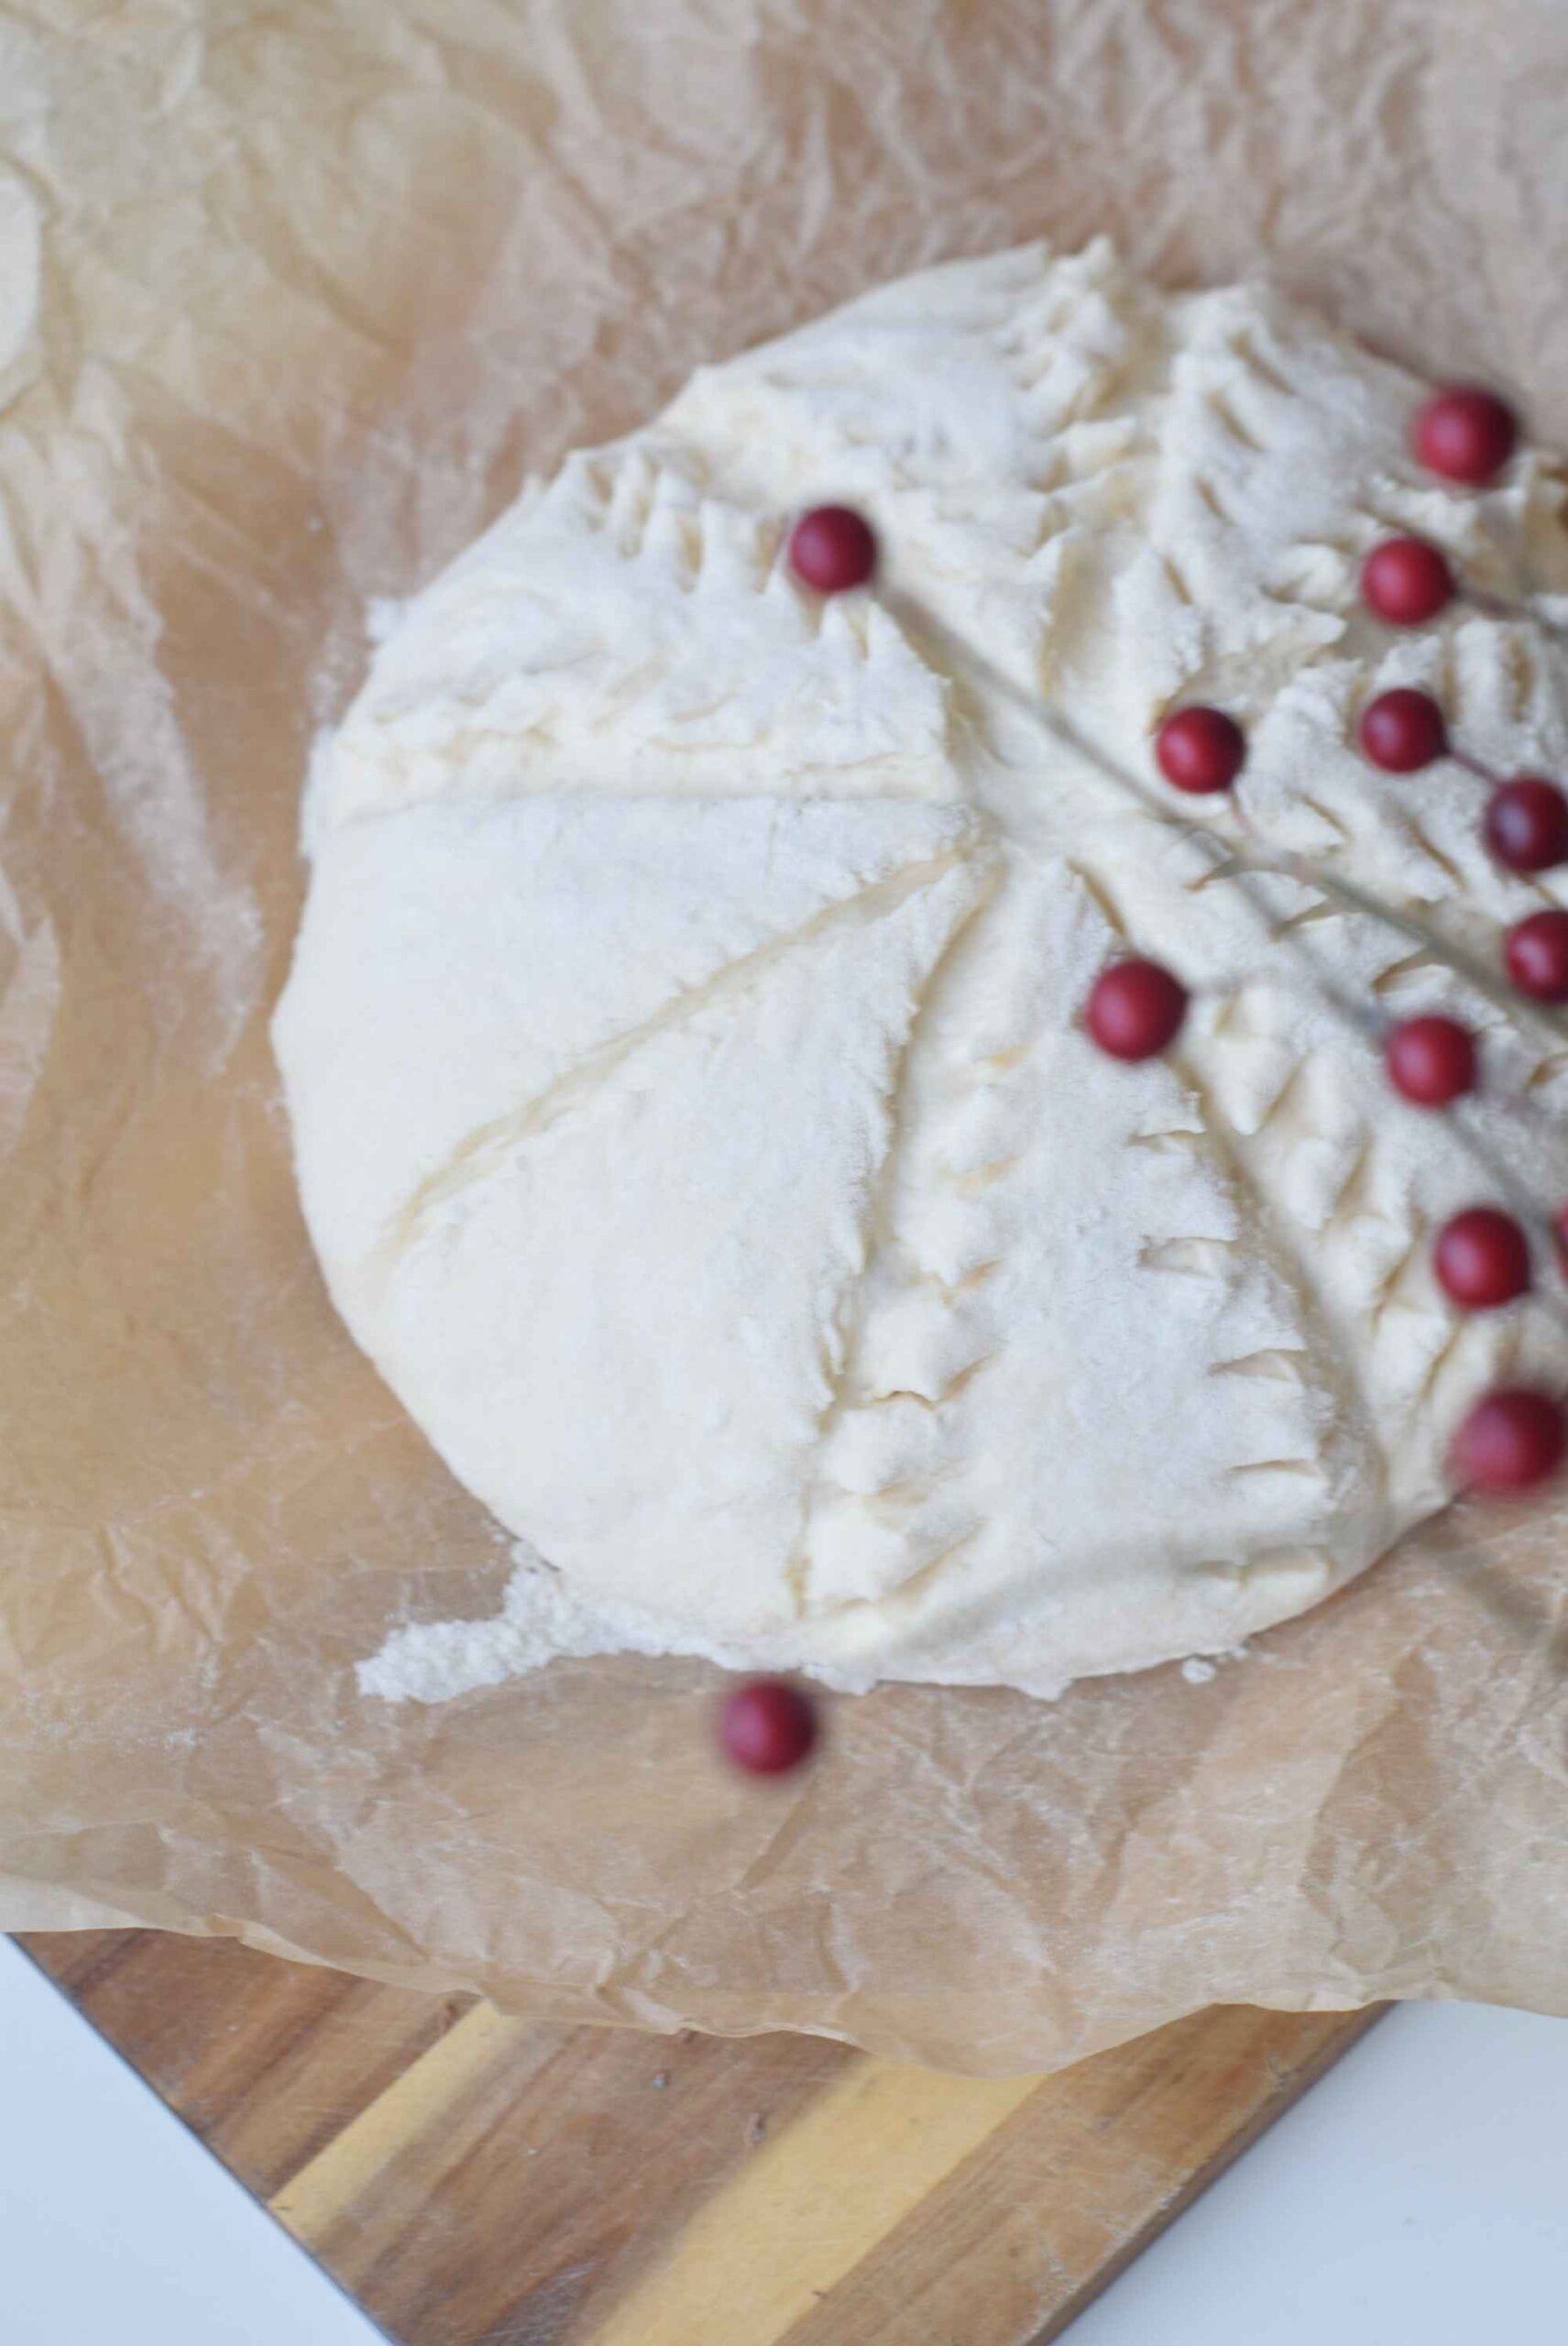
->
1356;679;1568;992
1358;386;1518;621
751;383;1553;1771
1062;384;1561;1492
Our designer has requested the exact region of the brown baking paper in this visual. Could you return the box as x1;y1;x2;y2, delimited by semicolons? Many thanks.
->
5;0;1568;2075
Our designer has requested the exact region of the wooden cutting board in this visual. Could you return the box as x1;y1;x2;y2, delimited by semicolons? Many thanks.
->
18;1931;1376;2345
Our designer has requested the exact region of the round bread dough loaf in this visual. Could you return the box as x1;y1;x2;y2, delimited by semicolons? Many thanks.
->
276;238;1568;1696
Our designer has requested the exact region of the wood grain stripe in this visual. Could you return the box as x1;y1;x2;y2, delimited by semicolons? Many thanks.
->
593;2055;1040;2346
784;2002;1384;2346
269;2000;526;2236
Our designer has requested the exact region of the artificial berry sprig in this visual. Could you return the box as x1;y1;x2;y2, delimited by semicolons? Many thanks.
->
703;409;1562;1783
788;491;1568;1503
1360;385;1568;648
1354;681;1568;882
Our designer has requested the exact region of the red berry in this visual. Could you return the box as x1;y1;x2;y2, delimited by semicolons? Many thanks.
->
1450;1387;1566;1494
1155;706;1246;795
1361;537;1456;626
1412;385;1519;488
1433;1207;1531;1309
1358;687;1448;773
1485;776;1568;873
1504;910;1568;1002
787;506;878;595
1385;1015;1477;1106
1085;959;1189;1061
718;1678;818;1775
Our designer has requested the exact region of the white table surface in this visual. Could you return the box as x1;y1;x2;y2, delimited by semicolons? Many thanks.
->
2;1934;1565;2344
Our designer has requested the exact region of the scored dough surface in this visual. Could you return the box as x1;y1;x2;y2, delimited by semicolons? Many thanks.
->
276;239;1568;1695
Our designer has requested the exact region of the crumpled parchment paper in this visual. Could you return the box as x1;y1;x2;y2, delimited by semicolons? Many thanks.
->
4;0;1568;2075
